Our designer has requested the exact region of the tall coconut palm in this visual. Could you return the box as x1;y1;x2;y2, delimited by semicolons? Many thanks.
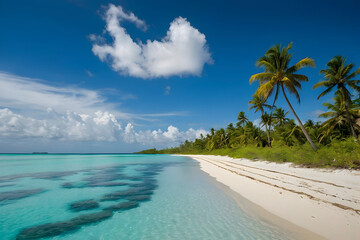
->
249;42;318;150
237;111;249;127
319;94;360;142
313;56;360;141
249;95;273;146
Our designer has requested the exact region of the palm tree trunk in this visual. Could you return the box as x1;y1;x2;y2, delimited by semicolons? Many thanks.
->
281;84;318;151
345;103;358;142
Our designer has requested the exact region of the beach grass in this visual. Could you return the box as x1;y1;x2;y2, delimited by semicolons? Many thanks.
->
138;139;360;169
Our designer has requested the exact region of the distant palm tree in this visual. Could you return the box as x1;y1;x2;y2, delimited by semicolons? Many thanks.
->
210;128;215;136
226;123;235;142
249;95;273;114
249;42;318;150
319;94;360;142
237;111;249;127
249;95;273;146
273;108;289;126
304;120;315;128
216;128;228;148
304;120;322;143
226;123;235;132
313;56;360;141
260;112;272;146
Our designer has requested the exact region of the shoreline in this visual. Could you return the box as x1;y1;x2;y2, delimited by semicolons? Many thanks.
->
179;154;360;240
201;162;325;240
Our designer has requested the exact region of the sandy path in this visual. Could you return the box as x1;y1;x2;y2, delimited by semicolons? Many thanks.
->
181;155;360;240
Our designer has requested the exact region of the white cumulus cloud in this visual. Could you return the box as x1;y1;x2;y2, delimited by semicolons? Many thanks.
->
0;108;122;141
0;72;206;146
122;123;207;145
91;4;212;79
0;108;206;145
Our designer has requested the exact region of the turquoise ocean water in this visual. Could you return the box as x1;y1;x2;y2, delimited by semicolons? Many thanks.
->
0;154;292;239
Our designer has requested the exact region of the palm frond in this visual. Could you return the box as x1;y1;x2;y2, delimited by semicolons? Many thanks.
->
287;57;315;74
283;80;301;103
256;58;276;72
255;80;275;100
313;80;330;89
317;84;336;99
344;67;360;80
319;112;337;118
249;73;273;84
347;80;360;92
290;74;309;82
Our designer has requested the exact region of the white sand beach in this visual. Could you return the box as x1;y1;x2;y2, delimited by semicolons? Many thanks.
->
182;155;360;240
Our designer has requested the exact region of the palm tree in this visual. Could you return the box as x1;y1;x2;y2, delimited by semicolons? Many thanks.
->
249;95;273;113
226;123;235;144
206;128;216;150
313;56;360;141
319;94;360;142
237;111;249;127
287;120;306;145
226;123;235;133
260;112;272;146
216;128;228;148
304;120;315;128
210;128;215;136
249;42;318;150
273;108;289;126
249;95;273;146
304;120;322;144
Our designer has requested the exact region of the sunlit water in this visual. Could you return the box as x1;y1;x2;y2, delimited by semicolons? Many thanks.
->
0;154;292;239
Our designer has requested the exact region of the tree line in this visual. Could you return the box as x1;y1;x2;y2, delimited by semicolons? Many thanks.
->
140;43;360;158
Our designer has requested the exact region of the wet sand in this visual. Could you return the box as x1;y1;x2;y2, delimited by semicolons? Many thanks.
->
181;155;360;240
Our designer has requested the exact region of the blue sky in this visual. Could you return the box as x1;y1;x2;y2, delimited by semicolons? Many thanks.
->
0;0;359;152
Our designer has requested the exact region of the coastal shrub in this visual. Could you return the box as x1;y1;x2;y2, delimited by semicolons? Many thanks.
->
140;139;360;169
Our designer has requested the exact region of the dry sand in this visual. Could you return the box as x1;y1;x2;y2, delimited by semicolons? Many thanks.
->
180;155;360;240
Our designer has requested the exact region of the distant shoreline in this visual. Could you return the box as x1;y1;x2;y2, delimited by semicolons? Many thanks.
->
180;154;360;240
0;153;136;155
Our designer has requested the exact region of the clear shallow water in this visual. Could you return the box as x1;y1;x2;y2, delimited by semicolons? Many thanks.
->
0;154;292;240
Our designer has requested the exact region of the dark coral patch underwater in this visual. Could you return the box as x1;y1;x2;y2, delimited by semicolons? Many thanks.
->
14;162;170;239
69;199;99;212
0;188;45;203
104;201;139;211
124;194;152;202
16;211;114;240
100;187;155;201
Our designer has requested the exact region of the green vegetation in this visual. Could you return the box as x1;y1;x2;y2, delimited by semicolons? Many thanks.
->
138;43;360;169
138;140;360;168
314;56;360;141
250;42;318;150
136;148;159;154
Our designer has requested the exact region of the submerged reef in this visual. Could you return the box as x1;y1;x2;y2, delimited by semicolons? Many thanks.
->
104;201;139;211
16;211;114;240
69;200;100;212
0;189;45;202
13;162;168;239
